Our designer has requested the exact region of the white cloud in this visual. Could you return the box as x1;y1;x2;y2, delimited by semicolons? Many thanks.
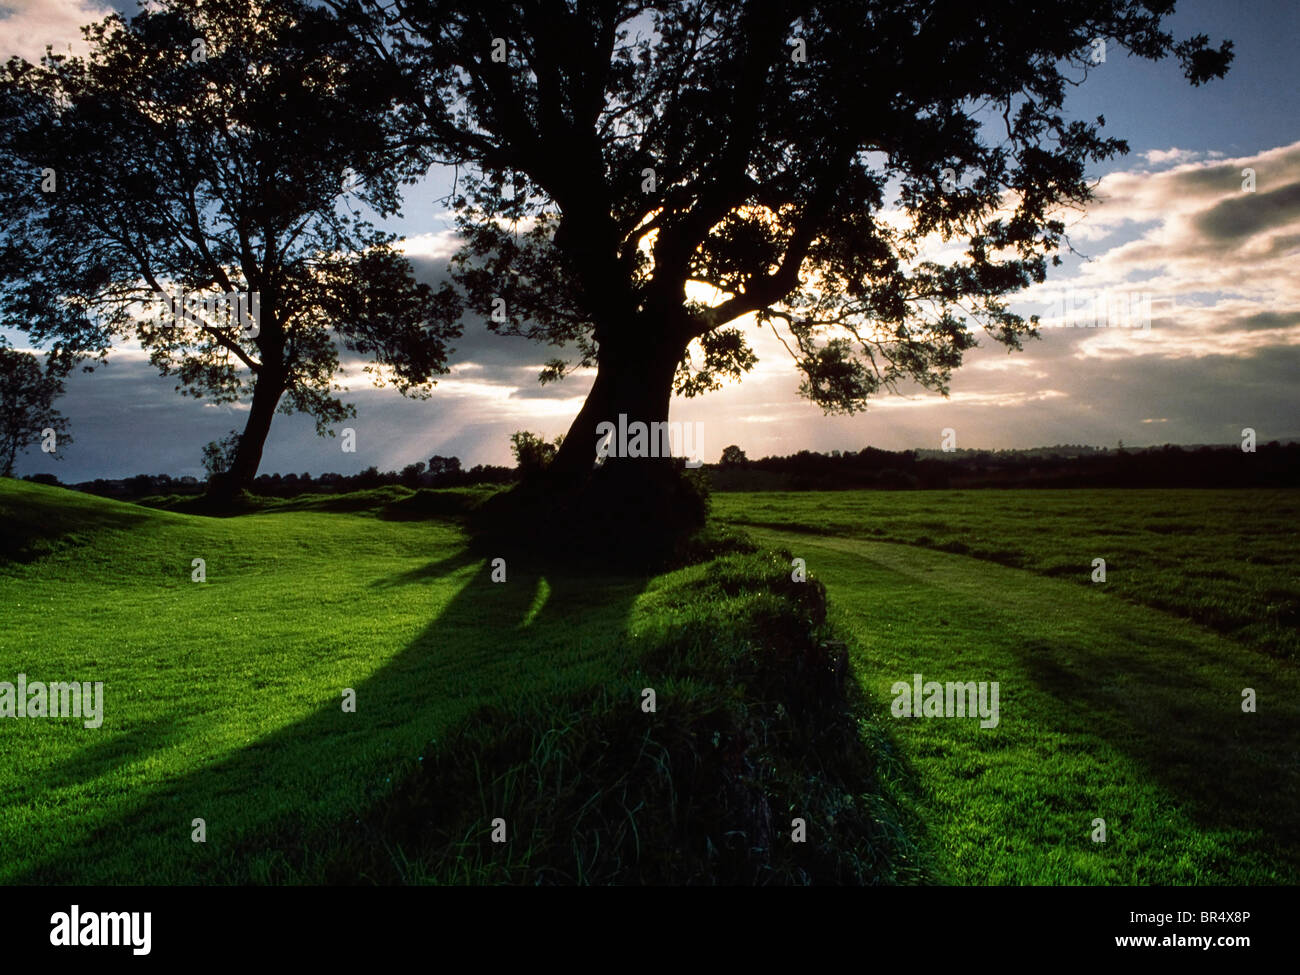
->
397;228;462;262
1142;147;1201;165
1019;141;1300;360
870;388;1069;410
0;0;110;62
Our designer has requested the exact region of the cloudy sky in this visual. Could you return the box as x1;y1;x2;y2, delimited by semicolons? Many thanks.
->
3;0;1298;481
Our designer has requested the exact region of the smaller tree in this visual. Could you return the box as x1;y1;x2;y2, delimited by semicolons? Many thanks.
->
201;430;241;482
0;345;71;477
0;0;461;502
427;455;462;480
400;461;426;487
509;431;563;476
719;445;749;468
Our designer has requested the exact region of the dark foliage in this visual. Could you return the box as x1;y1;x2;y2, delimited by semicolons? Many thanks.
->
702;441;1300;491
468;460;713;571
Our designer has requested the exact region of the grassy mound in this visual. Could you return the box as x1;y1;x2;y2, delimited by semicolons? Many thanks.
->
262;550;929;884
749;527;1300;884
0;477;164;562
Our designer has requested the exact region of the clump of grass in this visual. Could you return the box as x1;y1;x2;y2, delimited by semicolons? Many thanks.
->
277;549;929;885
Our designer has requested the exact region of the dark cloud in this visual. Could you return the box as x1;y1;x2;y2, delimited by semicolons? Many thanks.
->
1263;232;1300;257
405;253;583;374
1195;181;1300;242
1217;310;1300;332
508;379;588;400
16;355;256;481
1162;161;1245;196
736;343;1300;456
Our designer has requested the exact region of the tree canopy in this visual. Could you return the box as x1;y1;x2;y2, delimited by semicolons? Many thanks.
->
338;0;1230;480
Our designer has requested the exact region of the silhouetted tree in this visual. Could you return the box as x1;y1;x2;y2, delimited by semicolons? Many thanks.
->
0;0;461;502
201;430;242;482
720;445;749;468
400;461;427;486
427;454;463;479
0;344;71;476
509;430;562;475
341;0;1230;497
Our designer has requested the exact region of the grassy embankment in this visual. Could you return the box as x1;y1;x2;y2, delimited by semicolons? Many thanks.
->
716;489;1299;882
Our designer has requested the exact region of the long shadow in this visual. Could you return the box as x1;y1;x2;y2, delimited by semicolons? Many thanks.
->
368;548;482;589
15;533;652;883
1014;615;1300;878
40;711;195;792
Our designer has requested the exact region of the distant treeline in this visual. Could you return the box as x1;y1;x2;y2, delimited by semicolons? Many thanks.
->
704;442;1300;490
17;442;1300;501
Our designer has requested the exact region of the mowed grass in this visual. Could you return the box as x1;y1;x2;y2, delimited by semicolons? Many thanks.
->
0;479;653;883
715;489;1300;659
737;524;1299;883
2;479;1295;884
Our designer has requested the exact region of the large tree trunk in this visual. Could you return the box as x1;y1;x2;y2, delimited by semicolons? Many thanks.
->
206;371;284;504
481;321;707;567
549;335;684;483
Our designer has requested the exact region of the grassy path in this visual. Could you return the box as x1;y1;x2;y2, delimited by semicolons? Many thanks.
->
747;528;1300;884
715;489;1300;659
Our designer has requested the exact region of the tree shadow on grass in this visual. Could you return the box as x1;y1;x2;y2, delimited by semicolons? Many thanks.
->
768;529;1298;882
367;548;482;590
16;538;652;883
1014;623;1300;879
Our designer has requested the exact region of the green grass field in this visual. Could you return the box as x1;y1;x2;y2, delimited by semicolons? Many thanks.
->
713;490;1299;883
1;479;1295;883
0;480;653;882
714;489;1300;660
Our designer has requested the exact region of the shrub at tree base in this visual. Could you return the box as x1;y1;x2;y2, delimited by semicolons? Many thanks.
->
470;461;712;570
